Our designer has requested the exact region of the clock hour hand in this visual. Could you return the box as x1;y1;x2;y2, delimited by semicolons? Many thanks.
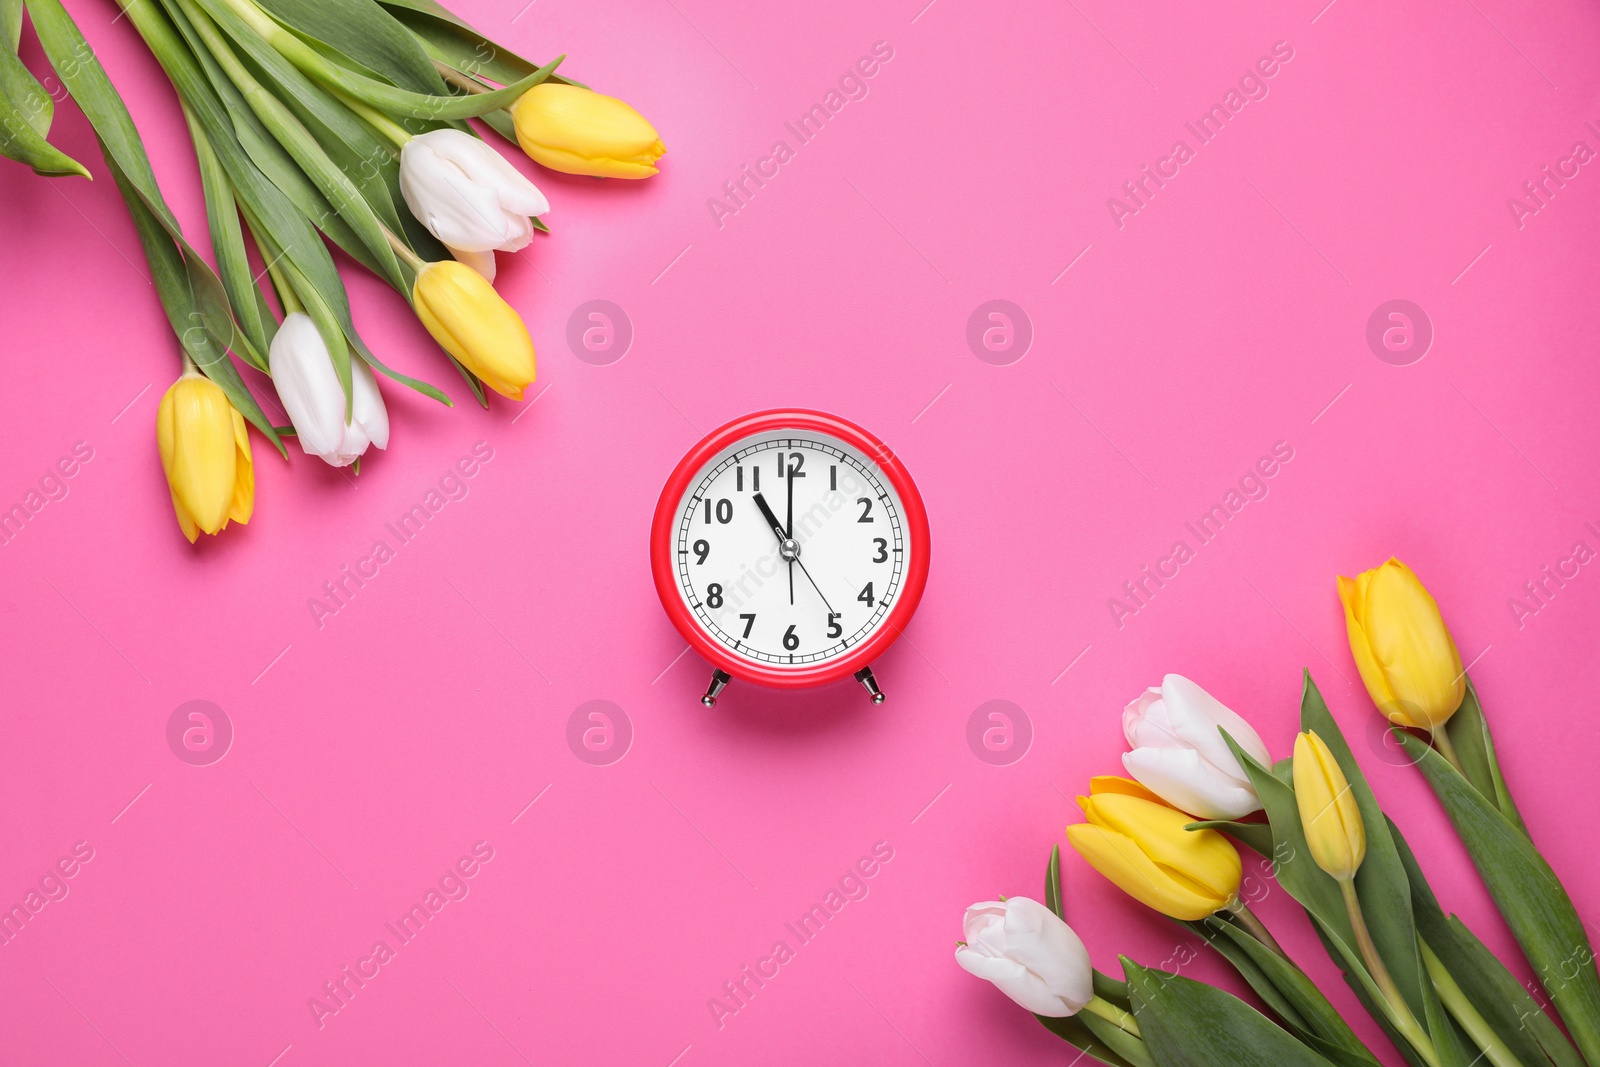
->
752;492;787;544
752;493;835;614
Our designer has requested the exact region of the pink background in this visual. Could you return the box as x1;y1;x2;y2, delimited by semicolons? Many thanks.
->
2;0;1599;1062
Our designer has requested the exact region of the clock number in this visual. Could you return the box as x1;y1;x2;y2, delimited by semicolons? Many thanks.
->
704;498;733;524
706;584;724;609
782;452;805;478
827;613;842;639
857;497;874;523
739;613;756;638
871;537;888;563
829;465;837;491
735;466;760;491
858;582;875;606
693;539;710;565
782;624;800;651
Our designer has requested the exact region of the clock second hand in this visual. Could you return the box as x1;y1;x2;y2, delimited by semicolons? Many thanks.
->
752;492;836;615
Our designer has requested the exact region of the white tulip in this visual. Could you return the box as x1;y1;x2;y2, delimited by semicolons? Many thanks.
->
398;129;549;282
268;312;389;468
955;897;1093;1017
1121;673;1272;820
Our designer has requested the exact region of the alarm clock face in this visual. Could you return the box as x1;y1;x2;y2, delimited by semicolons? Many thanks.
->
669;430;911;670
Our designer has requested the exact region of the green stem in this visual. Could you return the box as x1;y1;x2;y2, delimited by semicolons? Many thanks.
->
264;257;301;315
330;86;411;151
1341;879;1441;1067
434;60;491;95
1430;725;1464;775
1421;941;1529;1067
1082;995;1141;1038
1229;903;1291;961
384;228;426;271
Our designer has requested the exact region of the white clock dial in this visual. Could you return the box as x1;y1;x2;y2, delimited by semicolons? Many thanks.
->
672;431;909;667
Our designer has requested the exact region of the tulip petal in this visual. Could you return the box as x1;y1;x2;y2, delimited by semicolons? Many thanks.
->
447;244;498;282
1122;688;1165;748
1293;731;1365;880
270;312;347;462
956;949;1070;1016
1067;823;1223;921
228;407;253;525
1123;747;1263;820
400;136;522;251
430;129;550;218
1088;775;1166;805
1001;897;1093;1012
1160;674;1271;779
1082;793;1242;901
350;359;389;452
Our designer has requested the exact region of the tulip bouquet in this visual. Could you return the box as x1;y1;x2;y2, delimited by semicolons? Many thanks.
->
960;559;1600;1067
2;0;663;541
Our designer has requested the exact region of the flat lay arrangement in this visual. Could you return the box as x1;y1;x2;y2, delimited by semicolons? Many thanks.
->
2;1;1595;1063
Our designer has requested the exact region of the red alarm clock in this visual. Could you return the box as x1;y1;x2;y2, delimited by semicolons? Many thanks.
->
650;410;930;706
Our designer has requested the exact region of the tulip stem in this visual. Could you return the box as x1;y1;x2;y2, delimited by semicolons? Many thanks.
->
383;228;426;271
1421;940;1529;1067
264;256;301;315
1341;878;1441;1067
1082;995;1142;1038
1429;725;1464;775
331;88;411;151
434;61;493;95
1229;903;1290;961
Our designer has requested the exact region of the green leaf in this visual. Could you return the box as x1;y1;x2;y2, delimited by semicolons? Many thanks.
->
1444;677;1529;835
1034;1014;1136;1067
255;0;444;92
178;0;409;290
1046;844;1063;920
104;150;281;451
1390;820;1581;1067
206;0;565;121
1188;819;1275;859
1222;728;1441;1066
1125;956;1339;1067
0;74;83;174
1189;917;1312;1034
1301;674;1474;1067
1397;731;1600;1067
0;5;54;137
1;0;22;49
27;0;281;454
187;108;274;368
1200;918;1382;1067
125;0;448;408
377;0;582;88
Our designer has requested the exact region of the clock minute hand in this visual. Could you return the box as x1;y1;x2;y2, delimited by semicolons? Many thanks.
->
752;493;836;614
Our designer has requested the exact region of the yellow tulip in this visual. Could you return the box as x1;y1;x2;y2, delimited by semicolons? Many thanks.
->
156;373;254;543
509;83;665;179
1292;731;1365;882
412;260;537;400
1066;780;1241;921
1338;558;1465;731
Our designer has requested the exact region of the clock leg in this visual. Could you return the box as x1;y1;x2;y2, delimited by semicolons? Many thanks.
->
701;668;731;707
854;666;886;705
